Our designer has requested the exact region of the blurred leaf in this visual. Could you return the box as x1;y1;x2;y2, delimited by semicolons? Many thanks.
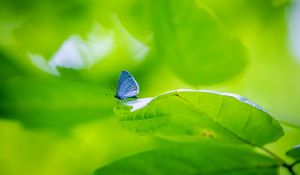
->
0;49;28;76
196;0;289;28
94;142;278;175
115;89;283;146
0;117;154;175
286;144;300;161
12;0;92;57
151;0;247;85
0;77;114;130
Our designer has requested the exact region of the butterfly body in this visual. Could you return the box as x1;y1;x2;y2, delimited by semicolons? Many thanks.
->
115;70;139;100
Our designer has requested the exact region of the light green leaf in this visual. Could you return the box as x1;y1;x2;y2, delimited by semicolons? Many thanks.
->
115;89;283;146
286;144;300;161
102;89;283;174
152;0;247;85
94;142;279;175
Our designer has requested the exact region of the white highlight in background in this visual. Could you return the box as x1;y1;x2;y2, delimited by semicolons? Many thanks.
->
287;0;300;63
29;16;149;75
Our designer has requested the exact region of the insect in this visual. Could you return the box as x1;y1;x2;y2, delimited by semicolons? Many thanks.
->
114;70;139;100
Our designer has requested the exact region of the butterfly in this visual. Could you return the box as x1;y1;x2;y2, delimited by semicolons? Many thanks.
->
114;70;139;100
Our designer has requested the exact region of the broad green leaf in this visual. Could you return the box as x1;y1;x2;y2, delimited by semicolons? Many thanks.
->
94;142;279;175
0;77;114;130
286;144;300;161
151;0;247;85
115;89;283;146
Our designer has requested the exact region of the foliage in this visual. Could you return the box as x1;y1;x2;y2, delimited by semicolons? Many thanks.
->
95;90;283;174
0;0;300;175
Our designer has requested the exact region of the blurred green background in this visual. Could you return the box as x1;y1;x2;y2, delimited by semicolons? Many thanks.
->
0;0;300;174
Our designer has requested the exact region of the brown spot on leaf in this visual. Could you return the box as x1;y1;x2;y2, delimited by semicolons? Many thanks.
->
201;130;214;138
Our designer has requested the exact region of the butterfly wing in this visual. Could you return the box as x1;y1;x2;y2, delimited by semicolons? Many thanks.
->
116;70;139;100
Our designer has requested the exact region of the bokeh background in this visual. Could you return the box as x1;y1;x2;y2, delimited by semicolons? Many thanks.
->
0;0;300;174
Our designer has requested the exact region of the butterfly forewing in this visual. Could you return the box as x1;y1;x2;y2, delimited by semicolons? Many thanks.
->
116;70;139;100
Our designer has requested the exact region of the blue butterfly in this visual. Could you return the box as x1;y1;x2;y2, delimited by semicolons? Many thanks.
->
115;70;139;100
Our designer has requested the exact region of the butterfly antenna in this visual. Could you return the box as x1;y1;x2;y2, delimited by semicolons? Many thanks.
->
110;85;116;92
104;85;116;96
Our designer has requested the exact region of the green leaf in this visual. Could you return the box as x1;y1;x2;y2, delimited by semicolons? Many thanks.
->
0;77;114;130
115;89;283;146
94;142;279;175
152;0;247;85
103;89;283;174
286;144;300;161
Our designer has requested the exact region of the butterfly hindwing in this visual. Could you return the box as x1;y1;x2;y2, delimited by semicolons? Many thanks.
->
116;70;139;100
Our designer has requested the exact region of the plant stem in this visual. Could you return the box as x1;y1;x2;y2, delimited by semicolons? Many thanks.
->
260;147;297;175
284;164;297;175
260;147;286;164
291;160;300;168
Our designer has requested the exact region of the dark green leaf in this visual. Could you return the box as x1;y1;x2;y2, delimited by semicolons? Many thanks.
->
286;144;300;161
94;142;278;175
